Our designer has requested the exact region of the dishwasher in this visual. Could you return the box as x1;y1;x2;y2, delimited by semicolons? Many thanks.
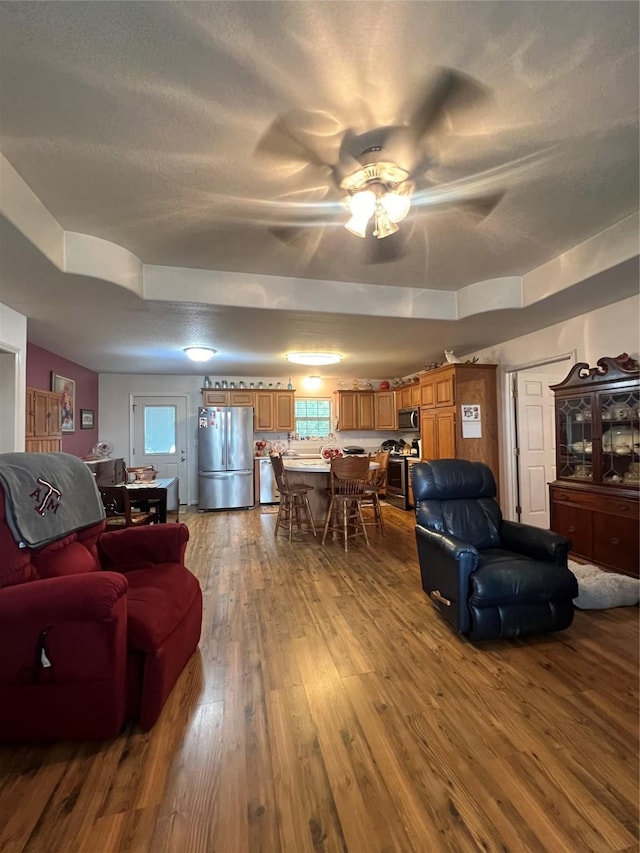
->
255;457;280;504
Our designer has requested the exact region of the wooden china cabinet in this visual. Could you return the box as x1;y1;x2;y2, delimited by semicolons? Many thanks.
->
25;387;62;452
548;357;640;578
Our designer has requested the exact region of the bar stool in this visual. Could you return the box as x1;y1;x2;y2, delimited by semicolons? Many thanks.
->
322;456;370;552
270;455;316;541
361;450;389;535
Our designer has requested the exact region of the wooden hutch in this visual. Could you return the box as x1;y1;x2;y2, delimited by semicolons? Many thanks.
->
549;356;639;578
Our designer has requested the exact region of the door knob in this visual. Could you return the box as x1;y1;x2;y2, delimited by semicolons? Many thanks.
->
181;456;186;462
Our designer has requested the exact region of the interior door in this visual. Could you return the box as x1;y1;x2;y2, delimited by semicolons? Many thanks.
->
515;370;563;527
131;396;188;503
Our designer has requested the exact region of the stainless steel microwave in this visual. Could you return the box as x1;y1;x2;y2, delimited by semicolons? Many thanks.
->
398;407;420;432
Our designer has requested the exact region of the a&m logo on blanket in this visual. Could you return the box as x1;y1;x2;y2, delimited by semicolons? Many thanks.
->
29;477;62;516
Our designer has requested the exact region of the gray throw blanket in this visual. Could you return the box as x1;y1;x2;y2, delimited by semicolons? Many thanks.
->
0;452;106;548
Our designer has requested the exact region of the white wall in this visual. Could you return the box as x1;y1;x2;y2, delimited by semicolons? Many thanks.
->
0;302;27;452
466;294;640;508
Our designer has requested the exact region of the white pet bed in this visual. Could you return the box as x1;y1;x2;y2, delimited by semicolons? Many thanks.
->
569;561;640;610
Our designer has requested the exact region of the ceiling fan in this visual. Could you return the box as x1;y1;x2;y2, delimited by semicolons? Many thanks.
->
254;67;506;263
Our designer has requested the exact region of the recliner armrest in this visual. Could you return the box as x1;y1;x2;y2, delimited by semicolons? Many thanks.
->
415;525;480;634
416;525;480;564
0;572;128;626
500;519;571;564
98;522;189;569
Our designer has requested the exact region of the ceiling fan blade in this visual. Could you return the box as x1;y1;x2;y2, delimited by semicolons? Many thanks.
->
362;228;408;265
407;67;490;142
255;109;341;178
455;191;505;220
268;224;326;265
382;68;491;173
334;128;368;185
269;225;314;247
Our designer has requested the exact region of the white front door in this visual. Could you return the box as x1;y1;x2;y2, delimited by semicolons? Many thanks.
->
515;369;565;527
131;396;188;503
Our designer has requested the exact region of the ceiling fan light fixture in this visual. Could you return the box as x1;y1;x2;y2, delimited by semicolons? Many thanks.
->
348;189;377;218
380;189;412;223
344;213;370;238
373;206;399;239
184;346;217;362
341;163;411;239
286;352;342;366
345;189;376;237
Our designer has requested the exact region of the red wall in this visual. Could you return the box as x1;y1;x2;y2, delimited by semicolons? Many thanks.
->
26;343;99;457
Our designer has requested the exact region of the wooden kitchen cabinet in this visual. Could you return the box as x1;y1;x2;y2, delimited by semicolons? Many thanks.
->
202;388;294;432
274;391;295;431
25;387;62;453
548;356;639;577
418;364;499;481
334;391;375;431
254;390;295;432
374;391;396;430
202;389;254;407
396;382;420;411
420;410;456;459
420;370;455;408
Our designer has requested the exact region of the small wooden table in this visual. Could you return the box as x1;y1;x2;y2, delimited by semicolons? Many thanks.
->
126;477;179;523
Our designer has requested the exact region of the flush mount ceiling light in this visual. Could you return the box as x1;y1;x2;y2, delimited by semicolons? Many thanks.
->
341;161;413;240
184;346;217;362
304;375;322;391
286;352;342;366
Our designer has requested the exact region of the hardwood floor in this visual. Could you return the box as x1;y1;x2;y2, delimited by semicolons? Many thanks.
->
0;506;638;852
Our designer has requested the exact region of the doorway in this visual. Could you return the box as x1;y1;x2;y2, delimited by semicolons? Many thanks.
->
131;395;189;503
504;355;574;528
0;347;19;452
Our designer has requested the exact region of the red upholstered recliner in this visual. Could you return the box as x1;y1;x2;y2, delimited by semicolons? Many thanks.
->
0;460;202;741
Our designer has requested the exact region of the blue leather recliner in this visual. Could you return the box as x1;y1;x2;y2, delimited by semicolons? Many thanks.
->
412;459;578;641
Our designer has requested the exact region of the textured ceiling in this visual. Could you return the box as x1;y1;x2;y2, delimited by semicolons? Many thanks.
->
0;1;638;376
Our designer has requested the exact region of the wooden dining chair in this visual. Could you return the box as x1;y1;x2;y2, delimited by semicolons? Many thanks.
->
270;455;316;540
361;450;389;534
99;485;158;530
322;455;370;552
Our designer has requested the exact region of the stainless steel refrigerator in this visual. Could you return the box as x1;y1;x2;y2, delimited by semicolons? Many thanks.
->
198;407;254;510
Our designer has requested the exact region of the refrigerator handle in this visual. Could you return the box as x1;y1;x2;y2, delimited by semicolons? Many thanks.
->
226;409;231;470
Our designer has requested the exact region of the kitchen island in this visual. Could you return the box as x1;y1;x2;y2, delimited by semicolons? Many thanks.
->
283;458;378;524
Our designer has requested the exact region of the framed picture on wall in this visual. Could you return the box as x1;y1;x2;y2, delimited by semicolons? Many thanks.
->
51;372;76;433
80;409;95;429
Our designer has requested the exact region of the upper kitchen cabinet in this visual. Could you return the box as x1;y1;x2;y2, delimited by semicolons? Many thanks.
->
334;391;375;431
396;381;421;412
548;356;639;577
202;389;254;407
418;363;499;478
254;390;295;432
25;387;62;452
420;370;455;408
202;388;295;432
374;391;396;430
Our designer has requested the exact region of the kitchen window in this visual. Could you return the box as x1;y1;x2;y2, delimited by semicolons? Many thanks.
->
294;398;331;438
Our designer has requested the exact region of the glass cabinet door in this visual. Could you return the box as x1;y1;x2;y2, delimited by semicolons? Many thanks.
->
556;394;593;481
598;387;640;486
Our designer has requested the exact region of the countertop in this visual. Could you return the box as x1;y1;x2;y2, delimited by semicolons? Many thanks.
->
283;459;379;473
